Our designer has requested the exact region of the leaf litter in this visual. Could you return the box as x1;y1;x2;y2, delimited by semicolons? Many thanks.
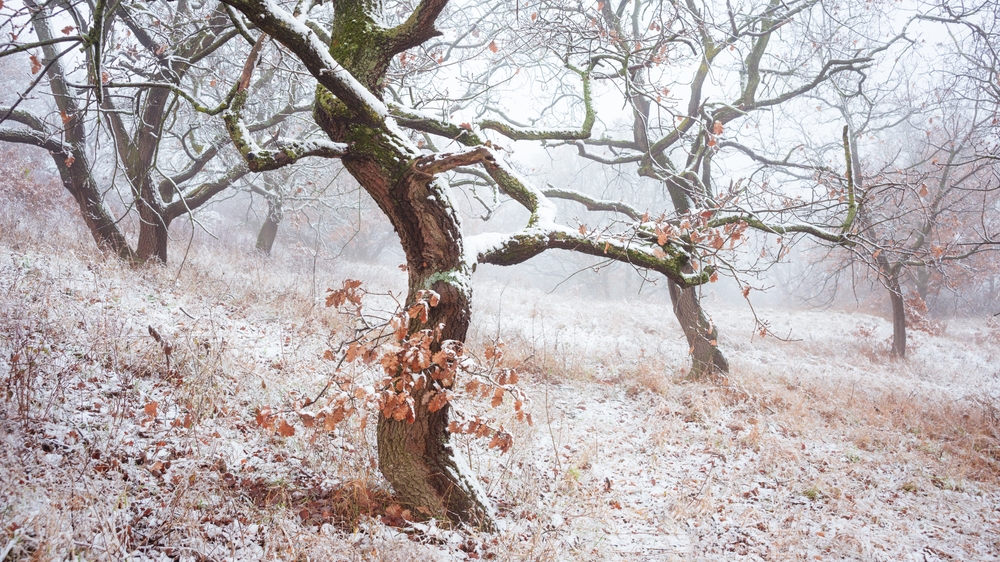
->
0;237;998;561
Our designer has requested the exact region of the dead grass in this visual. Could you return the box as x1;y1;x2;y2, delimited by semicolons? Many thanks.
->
2;183;999;560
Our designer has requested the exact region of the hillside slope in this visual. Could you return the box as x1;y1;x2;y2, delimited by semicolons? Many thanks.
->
1;212;998;561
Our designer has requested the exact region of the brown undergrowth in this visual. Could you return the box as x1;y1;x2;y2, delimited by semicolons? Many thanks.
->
2;170;999;559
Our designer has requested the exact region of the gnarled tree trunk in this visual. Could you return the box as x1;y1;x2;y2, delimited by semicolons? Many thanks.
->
662;174;729;378
306;0;492;525
668;279;728;378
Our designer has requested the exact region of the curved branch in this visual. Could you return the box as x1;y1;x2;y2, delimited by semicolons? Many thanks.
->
542;187;643;221
0;127;72;154
479;68;595;141
0;36;83;58
220;0;387;125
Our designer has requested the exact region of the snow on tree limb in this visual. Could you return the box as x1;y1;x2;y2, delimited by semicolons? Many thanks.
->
220;0;388;125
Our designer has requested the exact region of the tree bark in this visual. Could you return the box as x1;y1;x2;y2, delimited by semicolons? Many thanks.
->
50;147;136;261
255;196;282;255
136;200;171;263
668;279;728;378
887;272;907;358
305;0;492;523
376;268;491;526
660;172;729;378
331;146;492;525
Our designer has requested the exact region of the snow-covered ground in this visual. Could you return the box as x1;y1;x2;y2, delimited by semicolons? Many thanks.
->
1;217;999;561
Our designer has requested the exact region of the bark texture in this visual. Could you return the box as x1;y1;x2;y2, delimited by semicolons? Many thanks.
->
661;174;729;378
311;0;491;526
668;280;729;378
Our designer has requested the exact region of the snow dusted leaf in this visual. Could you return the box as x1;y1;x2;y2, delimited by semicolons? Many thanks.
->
531;12;537;20
488;40;498;53
298;411;316;428
255;406;274;430
657;226;669;246
427;391;449;412
742;286;751;298
346;342;360;363
491;387;504;408
64;155;75;168
713;120;723;135
465;379;481;394
381;352;400;374
709;272;719;283
431;350;449;368
488;430;512;453
578;224;587;235
322;349;336;361
408;302;428;324
29;54;41;74
144;400;158;418
919;183;929;197
276;419;295;437
484;344;503;361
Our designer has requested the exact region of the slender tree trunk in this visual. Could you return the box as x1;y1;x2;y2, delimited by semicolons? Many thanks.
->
136;200;171;264
660;174;729;378
668;279;728;378
54;151;136;261
887;273;906;358
255;196;282;255
877;255;906;358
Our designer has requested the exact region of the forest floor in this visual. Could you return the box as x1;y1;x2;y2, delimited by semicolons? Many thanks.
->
2;207;999;561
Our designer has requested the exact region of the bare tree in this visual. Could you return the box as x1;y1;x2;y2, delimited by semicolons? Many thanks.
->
799;3;1000;358
0;0;304;263
213;0;757;525
477;0;883;377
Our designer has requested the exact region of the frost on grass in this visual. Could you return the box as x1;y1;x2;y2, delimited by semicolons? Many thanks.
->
1;211;999;560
